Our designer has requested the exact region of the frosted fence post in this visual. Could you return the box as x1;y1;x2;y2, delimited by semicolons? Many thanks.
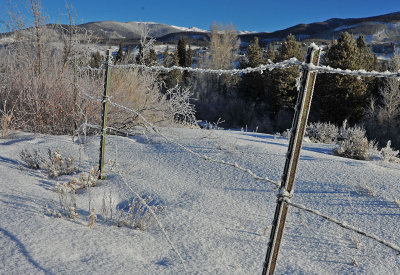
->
73;56;78;131
98;49;112;179
262;45;321;275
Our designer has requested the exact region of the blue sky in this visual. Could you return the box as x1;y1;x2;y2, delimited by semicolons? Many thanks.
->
1;0;400;33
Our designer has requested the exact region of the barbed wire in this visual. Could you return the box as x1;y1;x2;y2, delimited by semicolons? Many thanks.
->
79;50;400;264
117;170;189;274
304;63;400;79
84;56;400;79
282;196;400;255
80;93;400;257
109;58;300;75
82;93;281;188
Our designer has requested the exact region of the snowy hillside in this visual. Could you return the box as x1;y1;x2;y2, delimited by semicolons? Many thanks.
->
78;21;207;40
1;128;400;274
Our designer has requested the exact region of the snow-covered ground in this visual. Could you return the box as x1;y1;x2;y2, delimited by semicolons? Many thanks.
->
1;128;400;274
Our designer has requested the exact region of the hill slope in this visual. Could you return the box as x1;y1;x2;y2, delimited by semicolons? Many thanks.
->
1;128;399;274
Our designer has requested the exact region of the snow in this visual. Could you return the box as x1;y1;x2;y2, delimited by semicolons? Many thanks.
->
170;25;208;33
1;128;400;274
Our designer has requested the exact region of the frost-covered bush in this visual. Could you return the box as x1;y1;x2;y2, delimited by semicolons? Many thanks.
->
20;149;42;169
306;122;339;144
117;195;165;230
109;69;197;130
0;18;100;135
334;121;369;160
20;148;77;178
165;85;197;126
380;140;400;163
68;167;99;190
281;128;291;139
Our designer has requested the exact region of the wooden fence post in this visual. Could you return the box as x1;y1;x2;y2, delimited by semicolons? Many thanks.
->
98;49;112;180
73;56;78;131
262;45;321;275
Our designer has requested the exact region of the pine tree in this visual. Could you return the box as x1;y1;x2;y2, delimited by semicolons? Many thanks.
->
115;42;124;64
89;51;102;68
147;48;157;65
186;45;193;67
314;32;373;124
266;43;275;61
177;38;187;67
162;46;171;67
268;34;304;115
275;34;303;62
357;35;374;70
136;44;145;64
238;37;265;103
163;49;182;89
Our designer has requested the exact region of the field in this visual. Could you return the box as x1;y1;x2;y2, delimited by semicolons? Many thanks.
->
1;127;400;274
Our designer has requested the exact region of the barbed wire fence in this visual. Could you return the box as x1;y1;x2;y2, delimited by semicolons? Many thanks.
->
75;44;400;274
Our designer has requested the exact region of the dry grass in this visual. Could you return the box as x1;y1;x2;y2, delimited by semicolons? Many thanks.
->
1;101;15;138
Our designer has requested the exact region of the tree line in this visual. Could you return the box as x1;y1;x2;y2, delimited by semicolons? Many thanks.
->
102;23;399;149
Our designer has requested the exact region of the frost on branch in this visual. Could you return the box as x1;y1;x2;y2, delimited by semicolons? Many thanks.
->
165;85;196;126
333;120;369;160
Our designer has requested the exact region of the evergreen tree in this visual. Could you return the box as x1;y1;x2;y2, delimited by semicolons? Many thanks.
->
268;34;304;115
147;48;157;65
275;34;304;62
136;44;157;66
356;35;377;71
314;32;374;124
186;45;193;67
163;49;182;89
238;37;265;103
136;44;145;64
162;46;171;67
115;42;124;64
177;38;187;67
266;43;275;61
176;39;193;86
89;51;102;68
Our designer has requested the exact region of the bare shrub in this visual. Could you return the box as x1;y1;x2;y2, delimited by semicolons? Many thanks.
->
380;140;399;163
54;182;78;219
306;122;339;144
68;167;99;189
363;50;400;150
42;149;77;178
353;179;378;197
20;148;77;178
108;68;197;130
20;149;42;169
334;120;369;160
117;195;165;230
101;192;115;223
108;68;168;128
0;101;15;138
88;208;96;228
0;1;99;135
165;85;196;126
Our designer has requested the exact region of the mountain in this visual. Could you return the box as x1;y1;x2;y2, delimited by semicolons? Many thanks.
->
76;12;400;44
77;21;207;41
74;12;400;57
239;11;400;44
1;12;399;56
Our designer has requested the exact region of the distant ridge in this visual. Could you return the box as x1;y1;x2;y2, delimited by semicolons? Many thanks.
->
73;11;400;48
1;11;399;55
